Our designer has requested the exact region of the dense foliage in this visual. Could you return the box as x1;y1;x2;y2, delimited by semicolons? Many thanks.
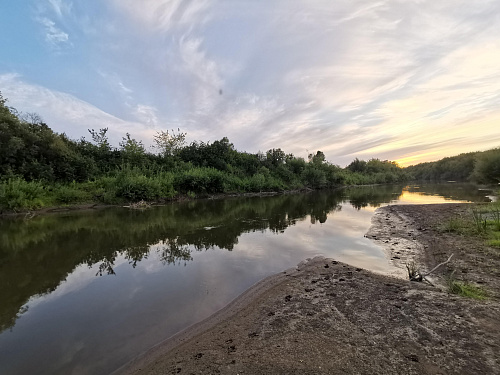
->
405;148;500;183
0;92;409;211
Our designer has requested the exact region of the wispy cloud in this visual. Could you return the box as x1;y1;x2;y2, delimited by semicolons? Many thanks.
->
3;1;500;166
0;74;152;147
38;17;70;48
111;0;212;32
134;105;159;128
46;0;72;19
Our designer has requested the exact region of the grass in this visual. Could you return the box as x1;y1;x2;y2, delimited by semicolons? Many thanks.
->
440;217;467;234
447;278;488;300
440;204;500;251
471;207;488;234
487;239;500;248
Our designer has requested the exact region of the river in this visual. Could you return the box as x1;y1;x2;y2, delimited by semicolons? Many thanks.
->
0;183;494;375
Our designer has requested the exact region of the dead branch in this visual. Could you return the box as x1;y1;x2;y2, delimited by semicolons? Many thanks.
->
421;254;454;277
409;254;454;283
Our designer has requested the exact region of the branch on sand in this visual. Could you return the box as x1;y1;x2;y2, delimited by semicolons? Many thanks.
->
406;254;454;285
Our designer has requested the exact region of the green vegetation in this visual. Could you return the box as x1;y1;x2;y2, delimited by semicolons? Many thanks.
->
447;278;488;300
405;148;500;183
439;201;500;257
0;92;410;212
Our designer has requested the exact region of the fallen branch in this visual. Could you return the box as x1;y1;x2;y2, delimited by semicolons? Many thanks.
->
409;254;454;283
421;254;454;278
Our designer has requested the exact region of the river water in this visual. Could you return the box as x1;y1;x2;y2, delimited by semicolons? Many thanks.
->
0;183;494;375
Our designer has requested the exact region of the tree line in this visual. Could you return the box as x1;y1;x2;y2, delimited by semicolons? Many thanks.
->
0;92;410;210
405;149;500;184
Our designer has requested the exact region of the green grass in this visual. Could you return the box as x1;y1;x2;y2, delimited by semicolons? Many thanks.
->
440;217;467;234
487;239;500;248
447;279;488;300
471;207;488;234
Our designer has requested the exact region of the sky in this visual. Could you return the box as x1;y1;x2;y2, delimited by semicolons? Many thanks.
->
1;1;500;167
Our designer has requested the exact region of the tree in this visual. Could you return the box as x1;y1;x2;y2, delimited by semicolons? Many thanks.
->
88;128;111;151
20;112;44;125
308;151;325;166
119;133;146;166
153;128;186;156
347;158;367;173
472;148;500;183
266;148;286;167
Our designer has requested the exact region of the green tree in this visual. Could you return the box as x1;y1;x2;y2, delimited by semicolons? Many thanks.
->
308;151;325;166
153;128;186;156
347;158;367;173
472;148;500;183
119;133;146;166
88;128;111;152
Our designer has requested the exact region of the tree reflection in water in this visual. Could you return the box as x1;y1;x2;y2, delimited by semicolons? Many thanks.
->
6;183;484;332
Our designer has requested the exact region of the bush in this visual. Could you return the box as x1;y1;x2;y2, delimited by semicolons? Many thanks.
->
53;184;92;204
115;169;175;202
0;178;46;210
174;168;226;194
301;167;326;188
248;173;266;192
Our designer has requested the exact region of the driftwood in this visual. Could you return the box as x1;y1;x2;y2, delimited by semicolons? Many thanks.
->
407;254;454;284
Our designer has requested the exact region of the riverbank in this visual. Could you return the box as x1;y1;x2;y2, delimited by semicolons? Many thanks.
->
0;187;319;217
116;203;500;374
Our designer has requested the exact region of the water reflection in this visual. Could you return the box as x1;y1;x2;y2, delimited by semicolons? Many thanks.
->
0;183;493;334
0;183;494;375
0;191;346;332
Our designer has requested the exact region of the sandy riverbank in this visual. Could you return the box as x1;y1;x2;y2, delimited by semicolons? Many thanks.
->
115;203;500;375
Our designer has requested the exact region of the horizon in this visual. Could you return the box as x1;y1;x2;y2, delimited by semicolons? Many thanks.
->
1;1;500;167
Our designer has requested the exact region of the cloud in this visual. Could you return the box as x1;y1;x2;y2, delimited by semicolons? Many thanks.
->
38;17;70;47
111;0;211;32
133;105;159;128
47;0;72;19
5;1;500;166
0;74;152;147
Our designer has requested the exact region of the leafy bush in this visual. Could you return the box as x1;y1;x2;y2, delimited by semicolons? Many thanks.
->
248;173;266;192
174;167;226;194
115;169;175;201
301;167;326;188
53;184;92;204
0;178;46;210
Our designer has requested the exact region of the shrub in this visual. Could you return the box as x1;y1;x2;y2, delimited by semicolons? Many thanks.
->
174;167;225;194
53;184;91;204
0;178;46;210
301;167;326;189
115;169;175;202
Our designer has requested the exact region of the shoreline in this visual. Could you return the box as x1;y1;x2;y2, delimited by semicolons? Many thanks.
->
115;203;500;374
0;187;320;218
111;266;300;375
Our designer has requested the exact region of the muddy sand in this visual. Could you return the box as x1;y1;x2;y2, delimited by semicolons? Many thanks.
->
115;204;500;375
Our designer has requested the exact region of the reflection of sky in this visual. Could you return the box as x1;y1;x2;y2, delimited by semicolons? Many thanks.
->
393;189;474;204
0;204;389;375
0;186;484;375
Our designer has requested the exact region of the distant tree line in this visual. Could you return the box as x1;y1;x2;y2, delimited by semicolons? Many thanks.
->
0;92;410;211
404;149;500;184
